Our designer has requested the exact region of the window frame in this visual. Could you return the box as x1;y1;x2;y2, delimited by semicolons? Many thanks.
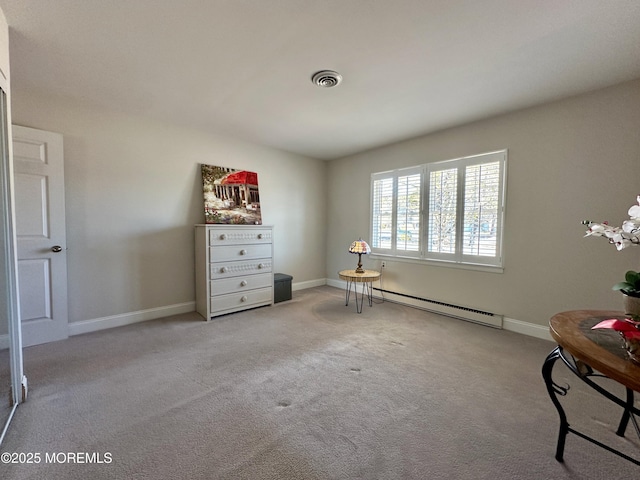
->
370;150;507;271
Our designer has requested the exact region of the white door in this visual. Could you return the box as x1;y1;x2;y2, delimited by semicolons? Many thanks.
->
13;125;68;347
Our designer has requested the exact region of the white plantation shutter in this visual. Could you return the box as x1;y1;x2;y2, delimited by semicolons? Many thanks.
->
428;168;457;254
463;162;500;257
371;176;393;249
371;150;505;269
371;167;421;255
396;173;421;252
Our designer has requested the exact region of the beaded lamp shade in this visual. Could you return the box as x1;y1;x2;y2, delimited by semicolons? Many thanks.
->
349;238;371;273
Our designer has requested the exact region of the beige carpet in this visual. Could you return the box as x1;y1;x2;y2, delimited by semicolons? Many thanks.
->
1;286;639;479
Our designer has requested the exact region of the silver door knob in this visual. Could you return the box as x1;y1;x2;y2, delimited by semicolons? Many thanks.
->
51;246;63;253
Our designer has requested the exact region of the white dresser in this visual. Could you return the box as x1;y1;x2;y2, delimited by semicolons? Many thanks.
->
195;225;274;320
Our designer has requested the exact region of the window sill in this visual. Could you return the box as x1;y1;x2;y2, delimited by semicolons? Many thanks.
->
370;253;504;274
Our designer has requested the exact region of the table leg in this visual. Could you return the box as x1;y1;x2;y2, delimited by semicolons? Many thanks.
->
342;277;377;313
365;281;373;307
355;282;364;313
616;388;638;438
542;346;570;462
345;279;365;313
345;279;353;306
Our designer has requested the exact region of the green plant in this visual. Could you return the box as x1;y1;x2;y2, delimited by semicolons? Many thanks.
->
613;270;640;298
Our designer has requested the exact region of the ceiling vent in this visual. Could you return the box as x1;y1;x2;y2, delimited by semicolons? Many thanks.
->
311;70;342;88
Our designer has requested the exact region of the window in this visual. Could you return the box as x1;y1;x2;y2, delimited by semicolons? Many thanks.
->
370;150;506;269
371;166;422;257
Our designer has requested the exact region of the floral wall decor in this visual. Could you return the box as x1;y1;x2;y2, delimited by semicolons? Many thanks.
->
201;164;262;224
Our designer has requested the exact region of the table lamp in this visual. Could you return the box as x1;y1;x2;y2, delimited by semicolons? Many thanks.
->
349;238;371;273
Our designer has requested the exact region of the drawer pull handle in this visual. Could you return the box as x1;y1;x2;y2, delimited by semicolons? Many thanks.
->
240;249;247;255
258;263;264;269
240;280;248;287
257;233;263;239
241;295;248;302
219;234;226;240
220;267;227;273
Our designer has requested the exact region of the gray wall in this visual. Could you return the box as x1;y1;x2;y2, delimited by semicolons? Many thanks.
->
9;78;640;332
327;79;640;328
11;88;327;324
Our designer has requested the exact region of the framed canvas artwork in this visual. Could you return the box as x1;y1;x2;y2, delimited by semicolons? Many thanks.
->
201;164;262;224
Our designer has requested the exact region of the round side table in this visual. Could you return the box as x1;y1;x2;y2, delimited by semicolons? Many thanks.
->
338;269;381;313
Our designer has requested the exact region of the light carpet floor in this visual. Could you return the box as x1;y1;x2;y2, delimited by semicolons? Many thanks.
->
1;286;639;479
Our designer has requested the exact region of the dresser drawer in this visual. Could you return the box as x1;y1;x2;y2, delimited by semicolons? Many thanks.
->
209;227;272;245
209;259;272;278
210;272;273;296
210;287;273;314
209;243;271;262
195;224;274;321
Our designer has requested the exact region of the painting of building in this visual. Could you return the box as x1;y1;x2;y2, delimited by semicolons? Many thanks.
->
201;164;262;224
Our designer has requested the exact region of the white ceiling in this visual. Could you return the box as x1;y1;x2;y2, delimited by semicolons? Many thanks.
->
1;0;639;160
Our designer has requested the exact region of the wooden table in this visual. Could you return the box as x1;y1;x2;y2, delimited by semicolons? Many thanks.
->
543;310;640;465
338;269;381;313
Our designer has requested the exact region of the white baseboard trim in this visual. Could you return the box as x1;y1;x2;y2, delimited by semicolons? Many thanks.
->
292;278;326;291
1;281;328;348
324;278;553;341
68;301;196;337
2;282;553;347
68;280;329;337
503;317;553;342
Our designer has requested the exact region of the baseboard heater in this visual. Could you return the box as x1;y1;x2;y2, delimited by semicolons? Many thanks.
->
372;288;503;329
